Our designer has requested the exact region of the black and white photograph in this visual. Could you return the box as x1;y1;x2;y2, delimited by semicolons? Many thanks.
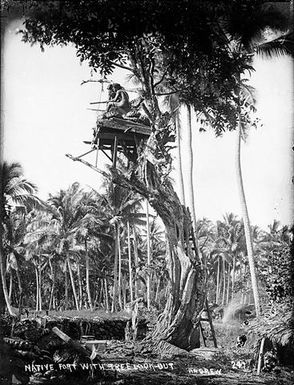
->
0;1;293;384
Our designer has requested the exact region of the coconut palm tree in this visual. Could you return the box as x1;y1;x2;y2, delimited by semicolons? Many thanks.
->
101;174;143;311
213;3;293;316
0;162;44;315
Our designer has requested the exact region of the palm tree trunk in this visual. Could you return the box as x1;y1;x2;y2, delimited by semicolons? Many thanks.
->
104;278;109;311
77;263;82;309
15;268;23;315
226;263;230;305
38;267;42;312
222;259;226;306
48;258;55;311
112;223;119;312
186;105;197;228
155;275;161;303
216;256;220;303
64;261;69;310
175;111;186;205
133;227;139;300
122;275;127;309
146;200;151;309
231;255;236;301
0;248;16;316
117;224;123;310
85;239;93;311
127;221;133;303
35;266;39;312
236;117;261;316
8;272;13;301
67;258;80;311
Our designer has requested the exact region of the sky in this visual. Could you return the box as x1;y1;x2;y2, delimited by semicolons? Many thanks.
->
1;19;293;230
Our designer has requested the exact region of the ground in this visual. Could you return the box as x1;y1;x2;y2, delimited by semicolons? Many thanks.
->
0;310;293;385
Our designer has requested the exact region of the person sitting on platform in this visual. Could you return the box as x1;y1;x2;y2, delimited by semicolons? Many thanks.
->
103;83;131;118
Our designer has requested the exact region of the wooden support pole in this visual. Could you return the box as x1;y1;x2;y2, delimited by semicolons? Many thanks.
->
113;136;118;168
77;148;96;159
95;138;100;167
257;337;266;375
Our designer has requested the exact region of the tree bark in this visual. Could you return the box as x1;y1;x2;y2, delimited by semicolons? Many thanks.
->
236;118;261;316
112;144;205;349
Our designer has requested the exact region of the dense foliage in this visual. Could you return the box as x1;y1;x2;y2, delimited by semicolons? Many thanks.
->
3;0;288;135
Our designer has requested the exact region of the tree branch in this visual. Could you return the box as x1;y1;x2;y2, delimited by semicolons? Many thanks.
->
80;79;111;86
109;61;134;72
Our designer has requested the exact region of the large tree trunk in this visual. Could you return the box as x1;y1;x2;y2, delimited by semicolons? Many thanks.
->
112;137;205;349
236;118;261;316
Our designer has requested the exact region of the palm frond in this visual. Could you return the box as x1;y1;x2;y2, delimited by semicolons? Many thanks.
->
255;31;294;58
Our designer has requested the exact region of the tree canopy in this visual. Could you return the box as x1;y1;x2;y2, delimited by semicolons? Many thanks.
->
6;0;288;134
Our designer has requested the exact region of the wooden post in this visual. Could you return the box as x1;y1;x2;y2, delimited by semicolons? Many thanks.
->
113;136;118;168
257;337;266;375
95;138;100;167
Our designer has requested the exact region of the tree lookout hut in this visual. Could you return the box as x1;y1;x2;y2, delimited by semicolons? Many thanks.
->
85;117;152;167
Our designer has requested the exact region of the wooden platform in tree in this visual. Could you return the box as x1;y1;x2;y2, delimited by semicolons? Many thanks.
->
84;117;152;165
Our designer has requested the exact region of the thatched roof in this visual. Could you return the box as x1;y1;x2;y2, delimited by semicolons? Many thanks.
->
248;303;294;346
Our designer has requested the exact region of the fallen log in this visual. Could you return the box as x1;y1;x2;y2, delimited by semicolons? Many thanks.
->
52;327;96;358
